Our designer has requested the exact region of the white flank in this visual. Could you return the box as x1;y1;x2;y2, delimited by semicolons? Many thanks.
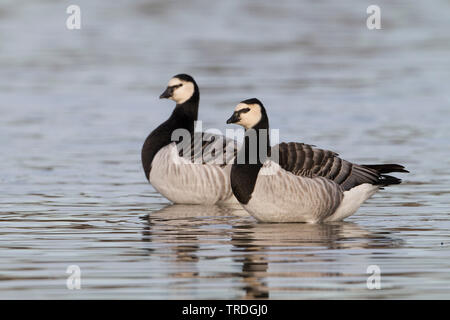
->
325;183;379;222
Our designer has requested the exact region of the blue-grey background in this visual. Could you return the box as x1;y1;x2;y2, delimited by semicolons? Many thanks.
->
0;0;449;299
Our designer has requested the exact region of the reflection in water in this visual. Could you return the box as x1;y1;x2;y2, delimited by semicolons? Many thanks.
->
148;204;249;220
143;204;248;284
230;224;269;299
144;204;401;299
230;222;402;298
144;204;247;260
1;0;449;299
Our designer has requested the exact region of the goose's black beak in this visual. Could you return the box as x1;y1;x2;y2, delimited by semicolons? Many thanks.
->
159;87;172;99
226;112;240;124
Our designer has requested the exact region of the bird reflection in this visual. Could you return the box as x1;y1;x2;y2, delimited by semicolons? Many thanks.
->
147;203;248;221
142;204;401;299
144;203;247;257
229;222;402;298
142;204;248;282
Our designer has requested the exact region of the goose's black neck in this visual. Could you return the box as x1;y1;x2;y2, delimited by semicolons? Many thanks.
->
230;115;271;204
141;94;199;180
170;96;199;133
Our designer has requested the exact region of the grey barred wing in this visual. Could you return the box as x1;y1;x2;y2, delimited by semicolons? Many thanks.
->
176;132;239;166
273;142;391;191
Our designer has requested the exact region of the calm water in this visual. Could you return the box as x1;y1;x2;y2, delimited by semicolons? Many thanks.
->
0;0;449;299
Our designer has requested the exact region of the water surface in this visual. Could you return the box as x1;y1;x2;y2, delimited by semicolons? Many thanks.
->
0;0;449;299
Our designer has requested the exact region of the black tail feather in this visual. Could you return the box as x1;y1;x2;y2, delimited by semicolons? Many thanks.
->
362;163;408;186
377;174;402;185
362;164;409;174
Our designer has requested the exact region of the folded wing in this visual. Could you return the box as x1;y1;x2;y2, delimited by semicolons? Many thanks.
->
176;132;239;166
274;142;407;191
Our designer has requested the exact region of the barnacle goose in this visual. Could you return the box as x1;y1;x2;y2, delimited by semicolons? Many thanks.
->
141;74;238;204
226;98;408;223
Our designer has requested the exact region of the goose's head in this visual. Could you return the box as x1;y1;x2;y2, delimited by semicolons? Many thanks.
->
159;74;198;104
226;98;267;129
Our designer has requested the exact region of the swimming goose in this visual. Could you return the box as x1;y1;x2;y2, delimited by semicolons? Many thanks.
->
226;98;408;223
141;74;238;204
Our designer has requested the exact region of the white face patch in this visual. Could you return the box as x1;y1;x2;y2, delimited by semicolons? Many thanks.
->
234;103;262;129
167;77;195;104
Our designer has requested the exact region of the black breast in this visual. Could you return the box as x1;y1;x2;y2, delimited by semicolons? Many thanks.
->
230;162;262;204
141;120;174;180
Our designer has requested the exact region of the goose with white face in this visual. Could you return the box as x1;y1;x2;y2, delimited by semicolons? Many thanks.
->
142;73;241;205
226;98;408;223
159;77;195;104
226;102;262;129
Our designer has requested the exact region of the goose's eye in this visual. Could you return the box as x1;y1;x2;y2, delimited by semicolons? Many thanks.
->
240;108;250;114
